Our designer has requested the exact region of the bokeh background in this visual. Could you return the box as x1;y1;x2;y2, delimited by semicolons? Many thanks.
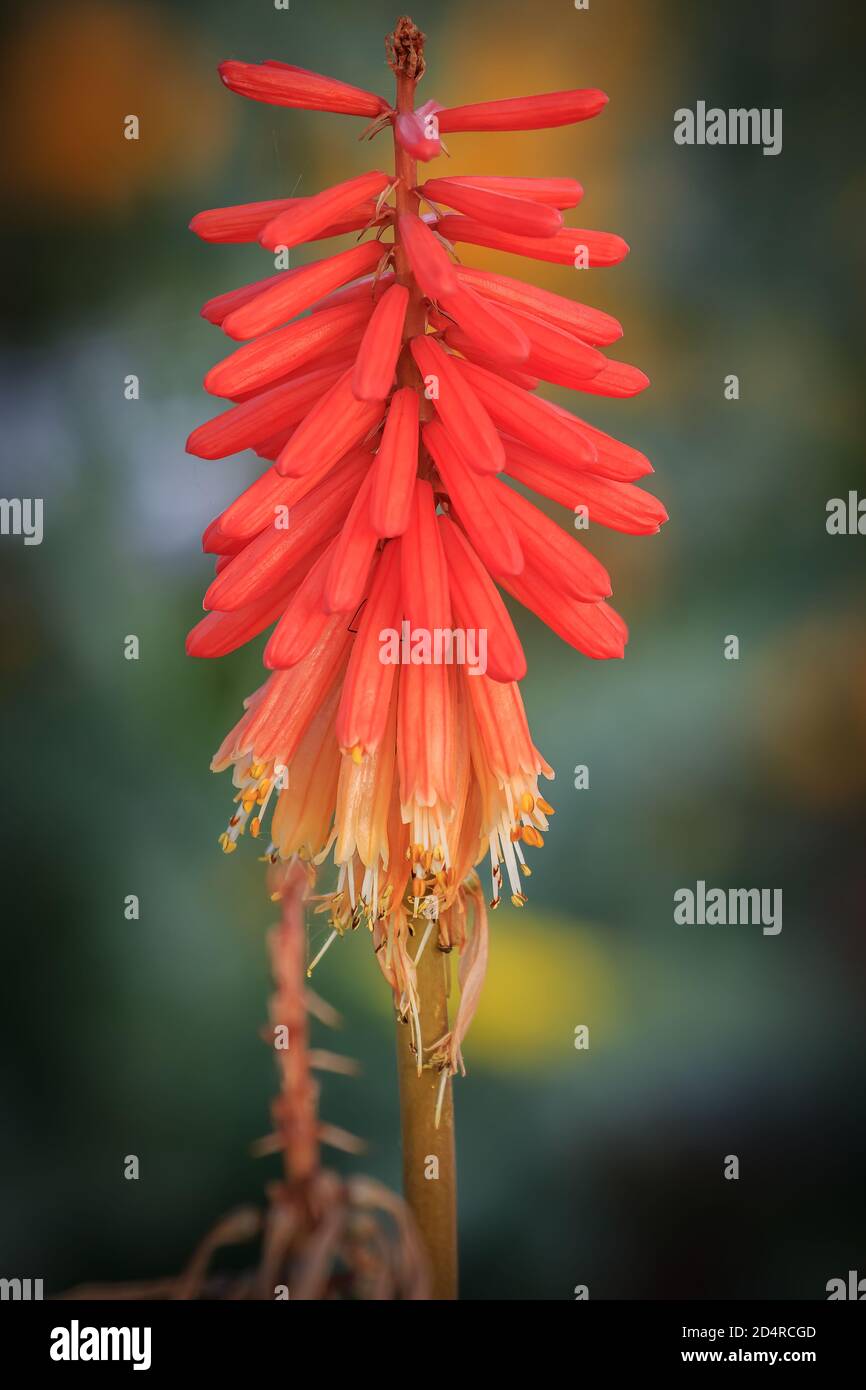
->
2;0;865;1300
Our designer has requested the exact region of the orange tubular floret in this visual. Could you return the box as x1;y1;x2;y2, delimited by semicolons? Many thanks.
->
258;171;392;251
436;216;629;268
440;175;584;208
218;59;390;118
368;388;420;538
397;212;458;300
352;283;410;401
409;335;505;475
452;358;598;470
501;438;668;535
422;419;523;578
437;284;531;365
420;177;563;239
436;87;608;133
397;480;455;814
438;515;526;684
455;265;623;346
336;540;402;757
275;371;384;478
205;298;374;399
222;241;385;340
264;541;337;670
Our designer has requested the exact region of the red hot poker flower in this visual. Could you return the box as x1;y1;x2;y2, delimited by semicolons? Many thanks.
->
187;18;665;1087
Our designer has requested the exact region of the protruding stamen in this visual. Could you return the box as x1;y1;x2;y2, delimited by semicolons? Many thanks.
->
307;929;339;978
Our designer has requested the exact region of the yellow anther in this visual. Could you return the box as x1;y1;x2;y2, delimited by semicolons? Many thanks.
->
222;839;238;855
256;780;271;804
249;762;265;780
249;817;261;838
521;825;544;849
519;862;532;878
536;797;555;816
520;791;535;813
351;743;363;765
510;892;527;908
510;826;522;842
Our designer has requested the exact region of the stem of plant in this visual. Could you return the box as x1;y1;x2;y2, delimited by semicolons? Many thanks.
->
394;939;457;1300
387;15;458;1300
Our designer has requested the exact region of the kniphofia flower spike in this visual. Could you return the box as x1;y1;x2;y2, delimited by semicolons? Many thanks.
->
187;18;665;1094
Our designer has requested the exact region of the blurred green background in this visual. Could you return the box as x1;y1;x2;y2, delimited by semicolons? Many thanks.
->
2;0;865;1300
